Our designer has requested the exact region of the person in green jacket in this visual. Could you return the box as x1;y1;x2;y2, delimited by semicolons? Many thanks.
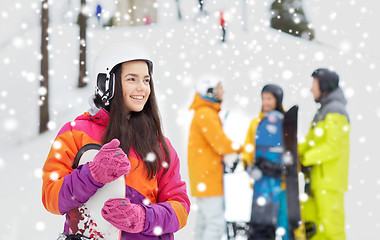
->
299;68;350;240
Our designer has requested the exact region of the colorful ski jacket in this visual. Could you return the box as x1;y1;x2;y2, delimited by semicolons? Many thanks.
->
42;108;190;240
187;93;240;197
242;112;265;167
299;87;350;192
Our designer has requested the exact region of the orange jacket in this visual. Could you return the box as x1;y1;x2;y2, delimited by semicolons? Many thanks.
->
187;94;241;197
42;109;190;239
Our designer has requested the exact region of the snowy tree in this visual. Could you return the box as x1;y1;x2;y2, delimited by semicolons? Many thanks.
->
270;0;315;40
40;0;50;134
78;0;88;88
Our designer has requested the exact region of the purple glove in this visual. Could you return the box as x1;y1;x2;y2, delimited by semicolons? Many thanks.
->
88;139;130;184
102;198;146;233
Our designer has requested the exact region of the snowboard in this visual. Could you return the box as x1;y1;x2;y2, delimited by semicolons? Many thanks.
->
69;143;125;239
283;105;306;240
249;110;289;239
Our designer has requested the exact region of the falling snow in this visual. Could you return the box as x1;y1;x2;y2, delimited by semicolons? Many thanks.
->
0;157;5;169
153;226;163;236
0;0;379;239
197;182;206;192
145;152;156;162
35;221;45;231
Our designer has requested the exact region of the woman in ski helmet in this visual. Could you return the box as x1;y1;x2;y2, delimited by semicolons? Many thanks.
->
42;41;190;240
242;83;288;240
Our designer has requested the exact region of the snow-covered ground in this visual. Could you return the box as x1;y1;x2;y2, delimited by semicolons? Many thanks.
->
0;0;379;239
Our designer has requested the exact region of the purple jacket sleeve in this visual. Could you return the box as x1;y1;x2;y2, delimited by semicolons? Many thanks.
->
58;163;104;214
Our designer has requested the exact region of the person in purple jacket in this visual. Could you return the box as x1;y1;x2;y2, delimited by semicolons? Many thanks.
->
42;41;190;239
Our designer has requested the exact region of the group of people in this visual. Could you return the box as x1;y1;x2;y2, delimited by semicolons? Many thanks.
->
41;41;349;240
187;69;350;240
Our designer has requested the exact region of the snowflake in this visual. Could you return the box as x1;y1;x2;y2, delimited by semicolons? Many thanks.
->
162;161;169;169
1;11;8;18
23;154;30;161
145;152;156;162
300;88;309;98
3;57;10;64
0;157;5;169
342;125;350;132
276;227;286;236
3;118;18;131
314;127;324;137
35;221;45;231
282;70;293;80
197;182;206;192
283;151;293;165
54;153;62;160
314;51;324;61
47;121;57;130
339;41;351;52
143;198;150;205
344;87;354;98
257;197;266;206
53;140;62;150
375;109;380;119
50;172;59;181
244;144;254;153
329;12;337;20
38;87;47;96
299;193;309;202
12;37;25;49
231;142;241;151
34;168;43;178
153;226;163;236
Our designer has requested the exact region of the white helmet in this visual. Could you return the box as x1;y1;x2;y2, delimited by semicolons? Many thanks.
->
195;75;222;99
92;41;152;105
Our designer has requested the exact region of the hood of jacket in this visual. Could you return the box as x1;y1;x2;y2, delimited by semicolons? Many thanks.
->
75;107;110;128
189;93;221;113
319;87;347;106
313;87;349;126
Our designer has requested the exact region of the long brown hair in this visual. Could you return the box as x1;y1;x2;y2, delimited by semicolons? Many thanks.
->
98;61;171;179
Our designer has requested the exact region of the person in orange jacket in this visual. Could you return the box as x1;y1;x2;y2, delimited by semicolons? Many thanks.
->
188;76;242;240
41;42;190;240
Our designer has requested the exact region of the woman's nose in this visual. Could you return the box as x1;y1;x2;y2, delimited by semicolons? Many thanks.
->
136;80;146;91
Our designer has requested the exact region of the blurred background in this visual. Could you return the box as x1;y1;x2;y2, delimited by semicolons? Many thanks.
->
0;0;379;239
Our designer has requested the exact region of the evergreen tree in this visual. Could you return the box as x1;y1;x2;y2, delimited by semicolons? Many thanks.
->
270;0;315;40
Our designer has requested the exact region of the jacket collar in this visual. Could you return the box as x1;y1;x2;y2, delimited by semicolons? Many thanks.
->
189;93;221;112
75;108;110;127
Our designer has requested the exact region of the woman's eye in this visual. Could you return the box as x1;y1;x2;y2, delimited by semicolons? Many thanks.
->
144;78;151;83
127;78;135;81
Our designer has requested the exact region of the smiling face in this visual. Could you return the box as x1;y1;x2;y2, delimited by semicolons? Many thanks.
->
261;92;277;113
120;61;151;114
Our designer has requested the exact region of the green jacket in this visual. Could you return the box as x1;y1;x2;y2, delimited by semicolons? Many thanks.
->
299;87;350;192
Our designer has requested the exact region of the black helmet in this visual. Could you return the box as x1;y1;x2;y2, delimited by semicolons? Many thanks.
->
311;68;339;93
261;84;284;113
